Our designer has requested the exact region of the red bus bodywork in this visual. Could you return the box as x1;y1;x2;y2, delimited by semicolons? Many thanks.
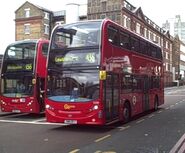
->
0;39;49;113
45;19;164;125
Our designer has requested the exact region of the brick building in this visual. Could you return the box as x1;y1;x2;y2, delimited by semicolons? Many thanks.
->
15;1;54;40
180;41;185;81
172;36;181;81
15;1;87;41
87;0;179;86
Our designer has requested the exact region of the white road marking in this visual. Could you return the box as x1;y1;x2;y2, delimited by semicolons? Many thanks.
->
157;110;163;113
136;119;145;124
119;125;131;131
69;149;80;153
31;118;46;122
148;114;155;118
0;119;67;126
95;135;111;143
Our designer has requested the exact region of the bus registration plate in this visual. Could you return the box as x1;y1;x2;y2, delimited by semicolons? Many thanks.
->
12;110;21;113
64;120;77;124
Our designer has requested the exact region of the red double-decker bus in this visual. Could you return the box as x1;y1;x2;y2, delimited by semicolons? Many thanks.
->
45;19;164;125
0;39;49;113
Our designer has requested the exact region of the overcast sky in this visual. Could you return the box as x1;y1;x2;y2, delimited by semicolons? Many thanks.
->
0;0;184;54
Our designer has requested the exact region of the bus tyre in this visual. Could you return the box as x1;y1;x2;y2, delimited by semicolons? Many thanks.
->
123;103;130;123
154;97;158;111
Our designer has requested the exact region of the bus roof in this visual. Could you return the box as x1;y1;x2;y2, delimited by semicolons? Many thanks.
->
7;39;49;47
57;18;161;49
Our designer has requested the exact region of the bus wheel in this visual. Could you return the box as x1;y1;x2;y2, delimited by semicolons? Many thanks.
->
154;97;158;111
123;102;130;123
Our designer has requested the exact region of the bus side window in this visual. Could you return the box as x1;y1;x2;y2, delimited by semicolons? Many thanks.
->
151;76;160;89
157;48;162;60
121;74;132;92
132;76;142;92
120;32;130;50
107;26;119;46
130;36;140;52
150;45;157;58
140;41;148;55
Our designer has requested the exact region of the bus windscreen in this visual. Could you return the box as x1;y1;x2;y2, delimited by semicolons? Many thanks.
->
51;21;101;49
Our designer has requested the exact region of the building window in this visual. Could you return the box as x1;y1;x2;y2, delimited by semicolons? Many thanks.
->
144;28;147;38
166;63;169;71
123;15;127;28
101;14;106;19
44;24;49;35
123;15;131;29
101;1;107;12
161;38;163;47
148;30;151;40
170;44;172;51
166;52;168;59
126;17;131;29
166;41;168;49
44;12;49;20
24;24;30;34
163;51;166;58
136;23;141;34
150;32;154;41
156;36;160;45
24;8;30;18
153;33;156;42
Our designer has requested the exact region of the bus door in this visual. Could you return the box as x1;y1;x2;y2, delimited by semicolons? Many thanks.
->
37;77;45;111
143;76;150;111
104;73;120;122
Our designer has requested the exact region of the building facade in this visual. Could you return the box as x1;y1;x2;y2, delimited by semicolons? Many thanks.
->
180;42;185;81
172;36;181;81
163;15;185;44
88;0;175;86
15;1;53;40
88;0;122;24
15;1;87;41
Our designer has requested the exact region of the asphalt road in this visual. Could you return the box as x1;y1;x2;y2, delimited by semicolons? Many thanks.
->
0;86;185;153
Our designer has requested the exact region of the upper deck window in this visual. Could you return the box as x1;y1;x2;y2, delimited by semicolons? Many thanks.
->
108;26;119;45
5;42;36;60
51;21;101;49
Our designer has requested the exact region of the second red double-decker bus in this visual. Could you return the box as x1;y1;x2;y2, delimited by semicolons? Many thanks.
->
0;39;49;113
45;19;164;125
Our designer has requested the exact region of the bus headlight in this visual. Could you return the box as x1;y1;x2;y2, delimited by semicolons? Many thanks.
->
46;104;50;109
93;105;99;110
27;101;33;106
1;100;6;105
46;104;54;110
